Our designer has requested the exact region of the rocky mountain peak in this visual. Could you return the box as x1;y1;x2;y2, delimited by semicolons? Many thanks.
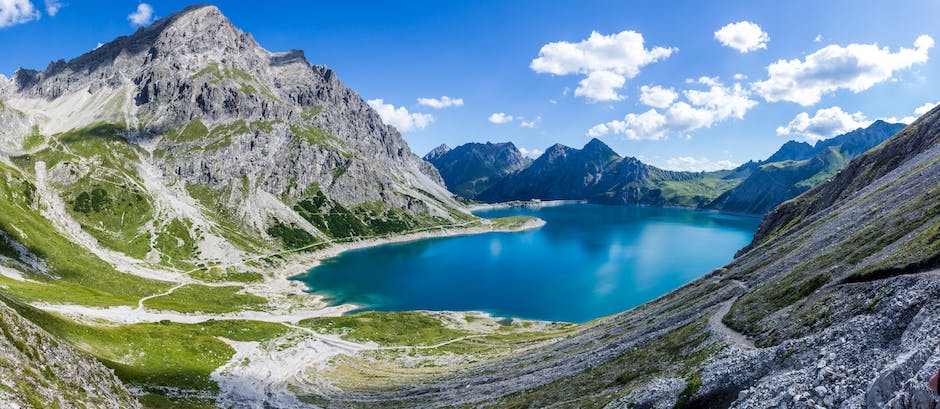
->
582;137;619;159
143;4;263;63
424;144;452;162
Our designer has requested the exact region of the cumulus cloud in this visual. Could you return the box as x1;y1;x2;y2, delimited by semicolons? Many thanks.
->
814;34;823;43
44;0;60;16
367;99;434;132
488;112;514;124
878;100;940;125
519;147;544;158
531;30;676;102
0;0;40;28
753;35;934;106
914;101;939;116
663;157;740;172
417;96;463;109
520;120;537;128
575;70;626;102
776;106;871;142
128;3;153;27
714;21;769;53
639;85;678;108
733;73;748;80
589;79;756;140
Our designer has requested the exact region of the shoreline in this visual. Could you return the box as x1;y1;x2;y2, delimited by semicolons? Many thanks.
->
465;199;587;212
268;216;547;313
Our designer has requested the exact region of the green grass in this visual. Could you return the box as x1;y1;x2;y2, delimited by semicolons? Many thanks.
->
142;284;268;314
21;125;44;151
12;302;287;392
154;218;198;268
0;161;171;307
299;311;469;346
190;267;264;284
657;176;743;207
176;119;209;142
489;216;537;230
725;272;829;340
22;123;157;259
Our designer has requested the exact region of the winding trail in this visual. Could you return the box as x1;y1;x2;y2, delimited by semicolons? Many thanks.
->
708;280;756;350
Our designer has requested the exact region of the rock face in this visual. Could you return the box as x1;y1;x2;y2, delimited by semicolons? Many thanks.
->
302;104;940;409
0;299;140;408
423;142;530;199
709;120;905;215
2;4;459;241
472;138;737;208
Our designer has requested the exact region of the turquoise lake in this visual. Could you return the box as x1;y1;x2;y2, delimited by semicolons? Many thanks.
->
296;204;760;323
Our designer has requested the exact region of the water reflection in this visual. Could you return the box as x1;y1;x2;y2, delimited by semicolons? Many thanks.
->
295;204;760;323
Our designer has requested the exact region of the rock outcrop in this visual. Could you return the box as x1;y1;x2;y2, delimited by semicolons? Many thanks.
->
0;299;140;408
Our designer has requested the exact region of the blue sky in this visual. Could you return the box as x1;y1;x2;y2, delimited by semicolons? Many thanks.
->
2;1;939;170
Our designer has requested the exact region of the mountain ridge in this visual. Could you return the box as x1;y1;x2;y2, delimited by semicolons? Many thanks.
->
433;121;904;215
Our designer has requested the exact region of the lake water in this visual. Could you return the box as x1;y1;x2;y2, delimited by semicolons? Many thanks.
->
295;204;760;323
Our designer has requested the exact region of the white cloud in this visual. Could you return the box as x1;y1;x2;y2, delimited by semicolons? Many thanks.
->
588;79;757;140
914;101;939;116
367;99;434;132
776;106;871;142
733;73;748;80
417;96;463;109
639;85;677;108
0;0;40;28
714;21;769;53
488;112;514;124
753;35;934;106
44;0;60;16
879;100;940;124
519;147;544;158
128;3;153;27
662;156;740;172
531;30;675;102
520;120;537;128
575;70;626;102
814;34;823;43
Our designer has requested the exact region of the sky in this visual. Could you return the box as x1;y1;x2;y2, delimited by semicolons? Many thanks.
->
1;0;939;171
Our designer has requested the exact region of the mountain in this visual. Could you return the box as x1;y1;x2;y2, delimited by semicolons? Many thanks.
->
305;107;940;409
0;4;468;260
423;142;530;199
434;122;903;215
0;5;490;406
708;120;905;214
475;138;746;208
423;143;451;163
